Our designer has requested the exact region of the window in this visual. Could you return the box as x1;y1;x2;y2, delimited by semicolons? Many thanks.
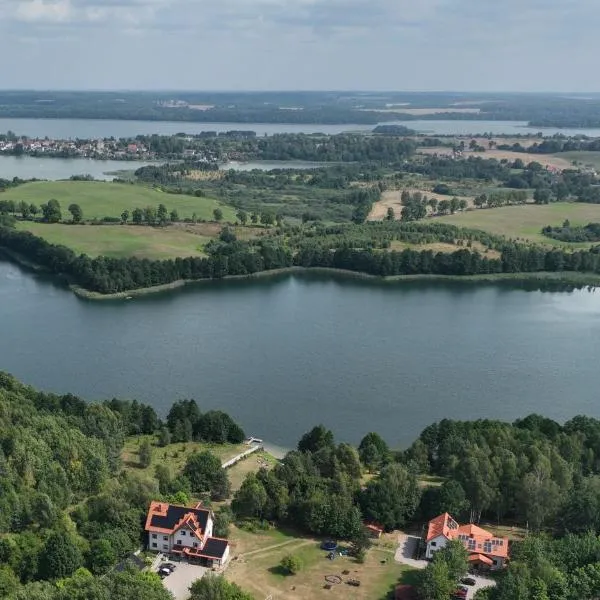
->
152;534;157;539
430;542;436;547
163;544;169;550
163;536;168;541
177;540;182;545
193;542;199;548
152;542;157;548
181;531;186;536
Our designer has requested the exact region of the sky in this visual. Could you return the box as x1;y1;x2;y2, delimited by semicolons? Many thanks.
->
0;0;597;91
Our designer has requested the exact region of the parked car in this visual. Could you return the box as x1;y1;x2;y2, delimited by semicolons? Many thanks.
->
160;562;177;572
158;567;171;578
461;577;476;586
453;586;468;599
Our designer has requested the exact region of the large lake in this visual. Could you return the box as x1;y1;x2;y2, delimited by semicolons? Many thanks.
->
2;258;600;449
3;118;600;139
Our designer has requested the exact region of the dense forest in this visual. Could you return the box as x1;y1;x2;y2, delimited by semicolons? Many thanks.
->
0;372;249;599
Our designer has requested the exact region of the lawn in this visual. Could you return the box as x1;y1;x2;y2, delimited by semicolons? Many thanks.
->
227;451;278;493
436;203;600;246
227;527;415;600
121;435;247;474
15;221;215;259
558;151;600;170
6;180;236;221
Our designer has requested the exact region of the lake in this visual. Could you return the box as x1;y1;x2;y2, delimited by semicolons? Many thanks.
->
3;117;600;139
2;258;600;449
0;155;156;181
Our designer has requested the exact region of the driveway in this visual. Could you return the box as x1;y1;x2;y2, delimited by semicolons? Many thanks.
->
466;574;496;598
160;563;208;600
394;534;428;569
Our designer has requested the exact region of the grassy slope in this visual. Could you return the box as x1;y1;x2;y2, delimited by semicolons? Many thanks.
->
558;151;600;170
15;221;214;259
6;180;236;221
436;203;600;246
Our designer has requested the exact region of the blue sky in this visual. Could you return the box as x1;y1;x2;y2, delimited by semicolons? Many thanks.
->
0;0;596;91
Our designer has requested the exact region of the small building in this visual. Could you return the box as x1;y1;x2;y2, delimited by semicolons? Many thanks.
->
364;522;384;539
145;501;230;568
425;512;509;570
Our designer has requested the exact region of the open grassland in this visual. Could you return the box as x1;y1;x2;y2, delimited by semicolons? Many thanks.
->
121;435;247;473
227;526;414;600
5;180;235;221
558;151;600;170
227;451;277;493
436;203;600;246
15;221;214;259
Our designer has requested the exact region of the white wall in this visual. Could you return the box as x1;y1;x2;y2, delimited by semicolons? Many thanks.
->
425;535;449;559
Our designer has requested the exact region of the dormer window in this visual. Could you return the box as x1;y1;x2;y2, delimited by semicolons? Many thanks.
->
181;531;186;536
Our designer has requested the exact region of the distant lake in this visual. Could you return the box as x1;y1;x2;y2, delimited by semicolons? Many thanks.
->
224;160;328;171
3;118;600;139
3;261;600;448
0;155;156;181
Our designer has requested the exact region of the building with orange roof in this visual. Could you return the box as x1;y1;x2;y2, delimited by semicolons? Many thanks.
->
145;501;229;567
425;513;509;570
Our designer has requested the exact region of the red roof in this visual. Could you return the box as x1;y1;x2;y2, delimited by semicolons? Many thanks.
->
427;513;509;560
468;553;494;566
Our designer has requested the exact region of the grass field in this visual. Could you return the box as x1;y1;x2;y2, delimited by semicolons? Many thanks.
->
436;203;600;246
227;526;415;600
227;451;277;493
6;180;235;221
558;151;600;170
121;435;247;474
15;221;215;259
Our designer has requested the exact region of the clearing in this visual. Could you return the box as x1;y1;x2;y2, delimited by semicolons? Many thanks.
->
6;180;235;221
227;451;277;493
15;221;216;259
558;151;600;171
121;435;247;474
436;203;600;246
369;189;473;221
227;526;415;600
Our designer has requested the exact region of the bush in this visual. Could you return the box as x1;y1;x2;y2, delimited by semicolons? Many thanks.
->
280;554;302;575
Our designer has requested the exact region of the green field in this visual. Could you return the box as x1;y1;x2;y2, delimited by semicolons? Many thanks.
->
15;221;215;259
557;151;600;170
6;180;235;221
436;203;600;246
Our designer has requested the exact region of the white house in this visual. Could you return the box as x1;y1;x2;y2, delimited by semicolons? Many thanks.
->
425;513;509;570
145;501;230;568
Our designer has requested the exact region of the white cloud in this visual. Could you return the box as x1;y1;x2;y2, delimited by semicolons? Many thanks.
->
15;0;71;22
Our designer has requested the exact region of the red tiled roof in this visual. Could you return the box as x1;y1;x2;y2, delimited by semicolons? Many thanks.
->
145;501;210;538
426;513;509;560
468;553;494;566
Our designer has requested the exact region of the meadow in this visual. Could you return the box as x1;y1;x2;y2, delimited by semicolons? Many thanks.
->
15;221;214;259
436;203;600;246
6;180;235;221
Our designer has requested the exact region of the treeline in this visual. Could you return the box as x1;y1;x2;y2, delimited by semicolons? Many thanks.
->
542;220;600;243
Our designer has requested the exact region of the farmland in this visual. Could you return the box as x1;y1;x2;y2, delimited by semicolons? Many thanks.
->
4;180;235;221
436;203;600;246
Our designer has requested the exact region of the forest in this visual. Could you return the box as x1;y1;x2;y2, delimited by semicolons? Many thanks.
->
542;221;600;243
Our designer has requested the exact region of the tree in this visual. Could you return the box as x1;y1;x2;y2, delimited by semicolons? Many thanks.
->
533;188;552;205
298;425;335;454
213;506;233;538
385;207;395;221
189;573;253;600
38;531;83;580
41;199;62;223
139;440;152;468
280;554;302;575
29;203;39;218
131;208;143;224
236;210;248;225
213;208;223;222
17;201;30;219
170;209;179;223
88;539;116;575
358;432;390;472
436;540;468;581
260;212;275;226
250;213;258;224
68;203;83;224
418;559;455;600
359;464;421;530
121;210;129;224
157;203;168;226
438;199;450;214
183;451;230;500
231;473;267;519
144;206;156;225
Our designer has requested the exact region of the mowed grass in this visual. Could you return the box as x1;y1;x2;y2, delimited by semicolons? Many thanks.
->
436;203;600;246
559;151;600;170
227;526;414;600
5;180;236;221
15;221;213;259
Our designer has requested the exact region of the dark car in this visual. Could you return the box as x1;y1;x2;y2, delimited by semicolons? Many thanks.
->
158;567;171;578
461;577;476;586
160;562;177;572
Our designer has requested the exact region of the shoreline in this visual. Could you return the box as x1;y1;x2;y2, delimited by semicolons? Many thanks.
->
3;247;600;299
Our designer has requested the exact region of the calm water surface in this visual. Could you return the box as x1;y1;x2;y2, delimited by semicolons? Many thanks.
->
3;118;600;139
2;259;600;448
